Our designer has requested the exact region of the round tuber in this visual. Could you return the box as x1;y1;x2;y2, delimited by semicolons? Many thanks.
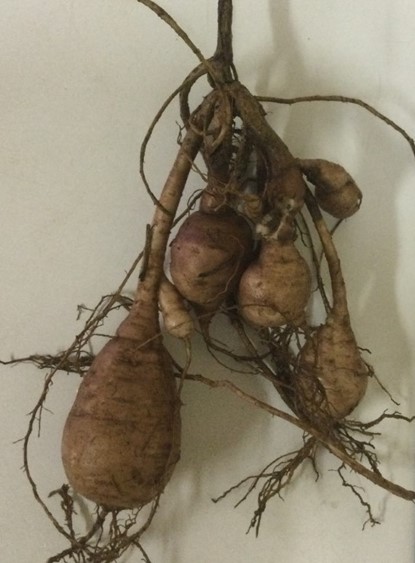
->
170;208;253;319
294;315;369;422
237;235;311;328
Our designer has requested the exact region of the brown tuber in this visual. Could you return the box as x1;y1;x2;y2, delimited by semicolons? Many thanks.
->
60;104;210;509
237;234;312;328
170;207;253;320
295;315;369;422
292;192;369;424
299;158;362;219
61;332;180;508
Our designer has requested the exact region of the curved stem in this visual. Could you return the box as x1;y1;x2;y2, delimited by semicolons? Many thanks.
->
179;63;208;126
120;96;215;341
305;189;349;319
179;0;235;125
187;373;415;502
135;0;218;85
257;94;415;158
140;85;185;210
140;67;210;209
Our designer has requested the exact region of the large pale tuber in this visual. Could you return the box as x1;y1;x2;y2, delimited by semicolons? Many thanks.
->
61;333;180;508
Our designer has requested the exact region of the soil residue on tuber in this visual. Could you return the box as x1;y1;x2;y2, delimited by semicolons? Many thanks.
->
3;1;415;561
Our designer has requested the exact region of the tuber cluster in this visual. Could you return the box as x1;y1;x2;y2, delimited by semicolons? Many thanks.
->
60;0;372;515
9;1;414;561
60;101;212;509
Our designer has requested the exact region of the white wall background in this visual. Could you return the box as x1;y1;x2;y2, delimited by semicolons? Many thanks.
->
1;1;415;562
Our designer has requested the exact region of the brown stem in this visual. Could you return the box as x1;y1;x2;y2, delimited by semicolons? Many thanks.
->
297;212;331;313
228;82;293;169
305;189;349;319
213;0;234;83
256;94;415;158
180;0;235;126
135;0;210;73
227;81;306;225
179;63;208;126
140;81;195;210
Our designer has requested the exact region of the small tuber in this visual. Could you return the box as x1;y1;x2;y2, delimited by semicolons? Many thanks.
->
60;103;210;509
295;315;369;422
299;158;362;219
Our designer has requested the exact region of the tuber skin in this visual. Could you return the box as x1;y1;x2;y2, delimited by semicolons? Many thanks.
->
10;4;415;558
170;207;253;319
293;192;369;424
296;315;368;421
61;100;211;509
61;336;180;508
159;274;194;340
237;233;312;328
299;158;362;219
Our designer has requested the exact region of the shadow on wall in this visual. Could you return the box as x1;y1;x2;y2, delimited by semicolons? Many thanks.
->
168;320;276;479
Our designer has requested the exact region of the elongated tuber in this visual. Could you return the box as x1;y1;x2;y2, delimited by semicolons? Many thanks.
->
61;336;180;508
